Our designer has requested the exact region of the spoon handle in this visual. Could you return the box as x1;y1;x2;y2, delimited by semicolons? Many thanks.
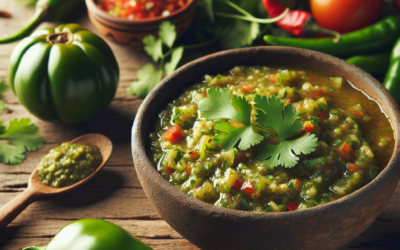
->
0;187;41;230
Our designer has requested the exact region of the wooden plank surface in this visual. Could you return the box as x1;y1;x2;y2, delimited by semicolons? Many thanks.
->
0;1;399;249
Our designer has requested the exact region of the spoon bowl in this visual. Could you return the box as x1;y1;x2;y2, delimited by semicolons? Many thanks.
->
0;133;112;229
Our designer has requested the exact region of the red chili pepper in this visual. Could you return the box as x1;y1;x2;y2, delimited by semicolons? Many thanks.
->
233;179;244;192
166;166;176;174
261;0;340;42
241;181;256;197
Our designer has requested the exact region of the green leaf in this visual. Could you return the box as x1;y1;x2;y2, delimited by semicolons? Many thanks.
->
255;95;303;140
0;118;46;152
0;79;8;97
257;133;318;168
213;121;263;150
199;88;252;125
158;21;177;48
0;100;5;114
164;46;184;75
203;0;215;23
143;35;163;62
127;64;163;98
0;141;26;164
22;247;46;250
14;0;38;6
0;120;5;135
220;20;259;49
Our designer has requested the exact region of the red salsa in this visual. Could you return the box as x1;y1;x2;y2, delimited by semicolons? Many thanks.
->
97;0;188;20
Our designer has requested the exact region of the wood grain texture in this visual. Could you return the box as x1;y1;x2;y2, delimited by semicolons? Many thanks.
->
0;1;399;249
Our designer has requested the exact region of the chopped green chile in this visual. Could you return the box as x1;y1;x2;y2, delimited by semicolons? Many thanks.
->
37;142;102;188
148;66;394;212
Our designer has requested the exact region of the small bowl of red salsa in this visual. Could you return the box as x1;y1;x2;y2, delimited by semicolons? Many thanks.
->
85;0;196;49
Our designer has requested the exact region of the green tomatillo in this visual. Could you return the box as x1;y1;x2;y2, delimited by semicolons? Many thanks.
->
9;23;119;124
22;219;153;250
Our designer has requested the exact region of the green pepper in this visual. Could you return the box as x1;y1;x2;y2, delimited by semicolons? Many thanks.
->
383;38;400;104
22;219;153;250
263;16;400;57
0;0;84;44
346;52;391;75
9;23;119;124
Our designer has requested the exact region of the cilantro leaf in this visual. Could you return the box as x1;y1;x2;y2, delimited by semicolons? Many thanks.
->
0;118;46;151
127;64;163;98
255;95;303;140
199;88;252;125
221;20;259;49
143;35;163;62
257;132;318;168
213;121;263;150
164;46;184;75
254;95;318;168
158;21;176;48
0;141;26;165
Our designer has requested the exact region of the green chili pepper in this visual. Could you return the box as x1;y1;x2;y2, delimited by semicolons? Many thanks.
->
346;52;391;75
383;38;400;104
0;0;84;44
263;16;400;57
9;23;119;124
22;219;153;250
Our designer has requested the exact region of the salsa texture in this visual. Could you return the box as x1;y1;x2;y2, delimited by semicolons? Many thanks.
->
97;0;187;20
38;142;102;188
148;66;394;212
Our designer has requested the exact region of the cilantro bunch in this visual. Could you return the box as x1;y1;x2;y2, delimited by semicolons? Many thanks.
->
0;118;45;164
127;21;184;98
199;88;318;168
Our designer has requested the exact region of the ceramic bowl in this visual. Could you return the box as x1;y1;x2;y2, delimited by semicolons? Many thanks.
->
131;47;400;250
85;0;196;49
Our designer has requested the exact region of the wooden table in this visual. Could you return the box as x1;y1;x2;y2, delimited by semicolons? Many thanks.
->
0;2;400;249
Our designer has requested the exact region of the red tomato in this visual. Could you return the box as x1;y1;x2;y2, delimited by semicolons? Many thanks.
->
346;163;359;173
166;166;175;174
233;179;244;192
239;84;256;93
287;202;299;211
341;142;355;162
241;181;256;197
163;124;185;143
310;0;383;34
188;151;200;161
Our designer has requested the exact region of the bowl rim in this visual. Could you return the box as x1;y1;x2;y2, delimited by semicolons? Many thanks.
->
132;46;400;219
85;0;196;25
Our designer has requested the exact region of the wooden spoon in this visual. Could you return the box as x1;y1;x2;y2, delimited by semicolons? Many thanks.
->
0;133;113;230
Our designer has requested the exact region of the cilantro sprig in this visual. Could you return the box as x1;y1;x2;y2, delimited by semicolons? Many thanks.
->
199;89;318;168
0;118;45;164
127;21;184;98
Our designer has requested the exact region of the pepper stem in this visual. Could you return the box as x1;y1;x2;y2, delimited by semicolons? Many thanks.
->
0;4;48;44
303;17;342;44
46;32;73;45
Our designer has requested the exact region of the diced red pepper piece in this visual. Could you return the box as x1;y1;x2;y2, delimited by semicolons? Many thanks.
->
188;151;200;161
163;124;185;143
184;166;191;175
346;163;358;173
166;166;175;174
287;202;299;211
238;84;256;93
341;142;355;162
203;92;207;97
300;121;314;135
295;179;300;185
233;179;244;192
241;181;256;197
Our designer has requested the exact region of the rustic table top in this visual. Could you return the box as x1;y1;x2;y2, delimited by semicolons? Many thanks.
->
0;1;400;249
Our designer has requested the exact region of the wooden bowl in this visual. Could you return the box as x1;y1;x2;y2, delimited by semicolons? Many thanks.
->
131;47;400;249
85;0;196;50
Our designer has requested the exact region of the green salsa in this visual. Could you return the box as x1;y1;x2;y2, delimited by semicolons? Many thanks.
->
148;66;394;212
37;142;103;188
